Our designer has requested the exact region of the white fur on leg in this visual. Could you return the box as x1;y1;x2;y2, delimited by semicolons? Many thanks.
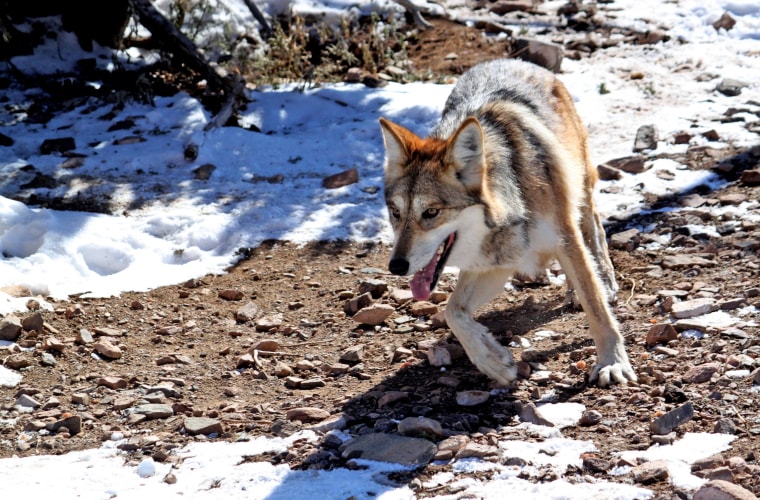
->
590;341;637;386
444;269;517;385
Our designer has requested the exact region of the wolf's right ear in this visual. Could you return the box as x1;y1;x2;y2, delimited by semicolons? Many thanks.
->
379;118;412;181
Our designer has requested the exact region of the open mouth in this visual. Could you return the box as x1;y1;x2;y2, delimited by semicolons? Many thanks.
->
410;232;457;301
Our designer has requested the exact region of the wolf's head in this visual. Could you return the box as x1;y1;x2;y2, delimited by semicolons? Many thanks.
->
379;117;494;301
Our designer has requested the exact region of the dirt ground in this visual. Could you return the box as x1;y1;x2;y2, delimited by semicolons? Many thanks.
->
2;13;760;499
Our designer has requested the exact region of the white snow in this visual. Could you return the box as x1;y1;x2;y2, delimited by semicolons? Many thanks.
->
1;0;759;498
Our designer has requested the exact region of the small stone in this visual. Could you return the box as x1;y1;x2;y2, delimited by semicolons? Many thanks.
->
97;376;128;390
93;326;123;337
40;352;57;366
77;329;94;344
255;313;283;332
604;155;648;174
358;279;388;299
344;292;373;316
610;228;641;251
661;254;715;269
397;416;444;437
42;336;66;352
131;404;174;419
40;137;75;154
633;124;658;152
579;409;603;426
16;394;41;409
252;339;280;352
632;460;670;484
646;323;678;346
93;339;122;359
671;298;718;319
352;303;394;326
422;345;449;369
409;301;438;316
4;354;31;370
235;301;259;322
683;362;721;384
712;12;736;31
21;312;44;333
184;417;223;436
716;79;747;97
693;480;757;500
342;433;437;466
339;344;364;364
713;418;737;435
322;168;359;189
192;163;216;180
455;390;490;406
389;288;413;304
218;289;244;301
0;315;22;341
518;402;554;427
512;38;563;73
46;415;82;435
286;407;330;423
650;401;694;435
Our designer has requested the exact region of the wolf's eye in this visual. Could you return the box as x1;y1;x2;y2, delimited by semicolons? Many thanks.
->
422;208;440;219
389;207;401;219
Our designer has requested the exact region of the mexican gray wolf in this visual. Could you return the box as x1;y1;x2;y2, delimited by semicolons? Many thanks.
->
379;59;635;386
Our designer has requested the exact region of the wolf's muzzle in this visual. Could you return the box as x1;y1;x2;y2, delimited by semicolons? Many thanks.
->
388;258;409;276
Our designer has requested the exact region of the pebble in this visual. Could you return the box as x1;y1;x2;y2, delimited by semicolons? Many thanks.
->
645;323;678;346
693;479;757;500
93;338;122;359
130;404;174;419
342;433;437;467
683;362;721;384
671;298;719;319
0;315;22;341
235;301;259;322
184;417;223;436
397;416;444;437
650;401;694;435
352;303;394;325
455;390;490;407
632;460;670;484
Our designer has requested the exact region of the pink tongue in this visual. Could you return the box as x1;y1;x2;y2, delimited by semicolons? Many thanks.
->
410;254;439;301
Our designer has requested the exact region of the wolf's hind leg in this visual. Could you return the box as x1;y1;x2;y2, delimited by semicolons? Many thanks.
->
444;269;518;385
580;176;618;304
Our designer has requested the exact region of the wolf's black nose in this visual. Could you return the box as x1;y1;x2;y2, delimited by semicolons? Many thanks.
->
388;258;409;276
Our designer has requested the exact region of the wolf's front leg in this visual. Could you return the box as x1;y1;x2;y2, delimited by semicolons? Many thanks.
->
444;269;517;385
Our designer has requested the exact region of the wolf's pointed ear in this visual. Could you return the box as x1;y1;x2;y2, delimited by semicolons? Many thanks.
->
379;118;413;181
448;117;485;192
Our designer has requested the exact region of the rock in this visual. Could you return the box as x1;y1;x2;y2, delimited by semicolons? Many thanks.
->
456;442;499;460
352;303;394;325
344;292;373;316
0;131;14;146
4;354;31;370
713;418;737;435
46;415;82;435
40;137;76;154
358;279;388;298
712;12;736;31
693;480;757;500
42;336;65;352
409;301;438;316
646;323;678;346
683;362;721;384
93;339;122;359
427;345;452;367
517;402;554;427
339;344;364;363
77;329;94;344
389;288;413;304
131;404;174;419
184;417;223;436
583;455;612;473
662;254;715;269
716;79;747;97
455;390;490;406
255;313;283;331
252;339;280;352
218;289;244;301
488;0;534;14
512;38;563;73
604;155;648;174
16;394;41;409
597;163;622;180
633;124;658;152
377;391;409;409
40;352;56;366
579;409;603;426
740;169;760;185
0;315;22;341
610;228;641;251
436;435;470;460
97;376;128;390
323;168;359;189
235;301;259;322
632;460;670;484
21;312;44;333
192;163;215;180
342;433;437;466
650;401;694;435
671;298;719;319
397;416;444;437
93;326;123;337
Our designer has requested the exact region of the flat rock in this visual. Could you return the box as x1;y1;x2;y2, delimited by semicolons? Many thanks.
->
650;401;694;435
397;416;444;437
93;338;122;359
455;390;490;406
693;479;757;500
671;298;718;319
646;323;678;346
662;254;715;269
352;303;394;325
342;433;437;467
285;407;330;423
131;404;174;419
235;301;259;322
683;362;721;384
0;315;22;341
632;459;670;484
184;417;223;436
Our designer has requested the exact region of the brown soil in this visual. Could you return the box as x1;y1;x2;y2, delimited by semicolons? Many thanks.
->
2;15;760;499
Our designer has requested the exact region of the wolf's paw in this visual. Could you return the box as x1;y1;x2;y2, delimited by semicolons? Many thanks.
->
590;361;637;387
471;347;519;386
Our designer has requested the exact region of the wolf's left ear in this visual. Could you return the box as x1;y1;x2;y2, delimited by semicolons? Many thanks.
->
448;117;485;192
379;118;412;181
